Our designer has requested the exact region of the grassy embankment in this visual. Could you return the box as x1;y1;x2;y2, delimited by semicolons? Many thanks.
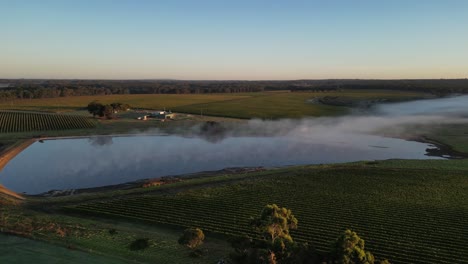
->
0;234;128;264
423;123;468;153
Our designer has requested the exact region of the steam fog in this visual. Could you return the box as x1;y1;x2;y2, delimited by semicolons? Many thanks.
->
1;95;468;194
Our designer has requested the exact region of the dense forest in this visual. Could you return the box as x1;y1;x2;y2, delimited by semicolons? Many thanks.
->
0;79;467;102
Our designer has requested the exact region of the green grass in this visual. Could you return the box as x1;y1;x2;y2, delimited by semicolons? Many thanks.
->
65;160;468;264
0;111;96;133
0;90;427;119
358;159;468;170
0;94;249;113
425;124;468;153
387;123;468;155
173;90;427;119
0;209;230;264
0;234;126;264
65;221;231;264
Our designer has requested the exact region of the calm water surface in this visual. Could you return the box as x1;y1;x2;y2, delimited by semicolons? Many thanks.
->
0;134;440;194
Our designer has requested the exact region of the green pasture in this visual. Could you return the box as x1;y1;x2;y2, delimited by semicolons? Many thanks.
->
0;234;126;264
0;212;230;264
0;90;426;119
0;94;248;113
173;90;427;119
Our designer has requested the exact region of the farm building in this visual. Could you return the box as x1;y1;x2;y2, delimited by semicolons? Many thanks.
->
149;111;176;119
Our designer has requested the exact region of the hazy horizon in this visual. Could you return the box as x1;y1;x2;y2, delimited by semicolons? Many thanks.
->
2;0;468;80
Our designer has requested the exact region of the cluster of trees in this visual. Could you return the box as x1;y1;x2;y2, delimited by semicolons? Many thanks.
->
176;204;390;263
229;204;390;264
86;101;130;119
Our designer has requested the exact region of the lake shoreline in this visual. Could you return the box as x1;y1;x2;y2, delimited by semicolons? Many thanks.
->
417;135;468;159
32;167;267;197
0;139;35;172
0;131;462;197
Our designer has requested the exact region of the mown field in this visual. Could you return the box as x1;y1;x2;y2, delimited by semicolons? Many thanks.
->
65;161;468;264
0;111;96;133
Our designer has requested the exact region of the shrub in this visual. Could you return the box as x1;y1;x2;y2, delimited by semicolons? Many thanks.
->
178;228;205;249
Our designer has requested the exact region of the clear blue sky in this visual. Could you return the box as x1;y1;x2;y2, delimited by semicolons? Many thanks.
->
1;0;467;80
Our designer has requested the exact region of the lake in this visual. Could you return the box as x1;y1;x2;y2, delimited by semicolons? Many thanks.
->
0;133;440;194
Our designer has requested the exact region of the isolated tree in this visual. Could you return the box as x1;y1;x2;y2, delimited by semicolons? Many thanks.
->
87;101;103;118
252;204;298;244
178;228;205;249
331;229;376;264
250;204;298;263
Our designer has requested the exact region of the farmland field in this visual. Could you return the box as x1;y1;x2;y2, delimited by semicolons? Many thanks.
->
0;90;426;118
172;90;427;119
66;162;468;264
0;94;249;113
0;111;96;133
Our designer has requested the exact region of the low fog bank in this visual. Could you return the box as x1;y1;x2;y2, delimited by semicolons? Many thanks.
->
174;95;468;142
374;95;468;116
93;94;468;144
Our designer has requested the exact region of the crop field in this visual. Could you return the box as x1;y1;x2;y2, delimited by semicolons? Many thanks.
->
172;90;426;119
0;90;426;119
0;94;248;113
66;164;468;264
0;111;96;132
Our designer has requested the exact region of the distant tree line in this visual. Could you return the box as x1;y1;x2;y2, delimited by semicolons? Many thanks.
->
1;79;468;102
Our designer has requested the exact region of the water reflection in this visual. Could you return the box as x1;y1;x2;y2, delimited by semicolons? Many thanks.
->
0;134;441;194
88;136;114;146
